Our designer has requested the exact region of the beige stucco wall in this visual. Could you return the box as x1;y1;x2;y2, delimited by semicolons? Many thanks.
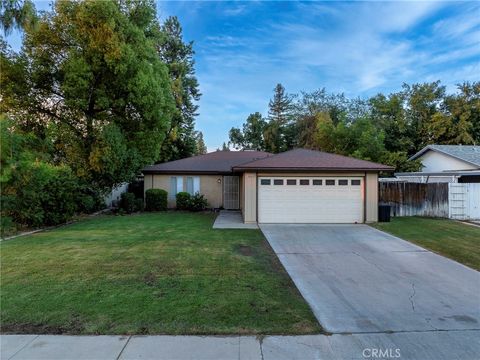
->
365;172;378;223
242;172;257;223
144;174;223;208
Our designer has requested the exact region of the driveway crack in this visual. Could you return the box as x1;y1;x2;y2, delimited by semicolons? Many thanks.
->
409;283;416;312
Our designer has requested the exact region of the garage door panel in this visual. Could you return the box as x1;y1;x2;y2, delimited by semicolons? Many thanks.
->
258;177;364;224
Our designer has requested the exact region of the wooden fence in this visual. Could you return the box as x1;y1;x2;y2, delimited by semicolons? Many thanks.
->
379;182;449;218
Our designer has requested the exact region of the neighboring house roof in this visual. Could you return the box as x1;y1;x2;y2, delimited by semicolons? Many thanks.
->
395;170;480;177
142;151;271;174
410;145;480;168
233;148;394;171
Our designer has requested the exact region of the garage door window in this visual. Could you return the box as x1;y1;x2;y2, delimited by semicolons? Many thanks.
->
351;180;361;186
338;179;348;186
261;179;271;185
325;179;335;186
312;179;322;185
274;179;284;185
299;179;309;185
287;179;296;185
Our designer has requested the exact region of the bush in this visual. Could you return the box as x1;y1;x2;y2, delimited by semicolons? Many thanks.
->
189;193;208;212
78;195;96;213
2;162;80;227
176;192;191;210
134;198;144;212
145;189;167;211
0;215;16;238
41;167;79;226
119;192;136;214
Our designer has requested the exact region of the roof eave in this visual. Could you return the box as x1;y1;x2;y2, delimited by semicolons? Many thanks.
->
142;170;232;175
232;166;394;172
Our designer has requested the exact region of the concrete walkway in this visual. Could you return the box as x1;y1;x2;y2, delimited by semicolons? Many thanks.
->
212;210;258;229
2;332;479;360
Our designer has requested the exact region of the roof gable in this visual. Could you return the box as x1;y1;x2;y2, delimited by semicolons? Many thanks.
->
233;148;393;171
410;145;480;167
143;151;272;174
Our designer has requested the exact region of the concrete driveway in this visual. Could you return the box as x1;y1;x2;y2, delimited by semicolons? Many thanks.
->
260;224;480;334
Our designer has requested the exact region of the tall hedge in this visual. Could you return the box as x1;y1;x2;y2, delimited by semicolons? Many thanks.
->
145;189;168;211
2;161;80;228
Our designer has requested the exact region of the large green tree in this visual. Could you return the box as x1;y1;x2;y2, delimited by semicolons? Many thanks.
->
157;16;201;161
228;112;266;150
194;130;207;155
1;0;175;189
0;0;36;34
264;84;294;153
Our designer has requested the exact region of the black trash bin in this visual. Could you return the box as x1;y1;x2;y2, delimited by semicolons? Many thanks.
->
378;205;391;222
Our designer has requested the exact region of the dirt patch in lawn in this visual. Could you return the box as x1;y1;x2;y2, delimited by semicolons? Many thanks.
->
235;244;254;256
1;316;85;334
143;272;157;286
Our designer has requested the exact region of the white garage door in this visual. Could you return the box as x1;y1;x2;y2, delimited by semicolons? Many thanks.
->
258;177;364;223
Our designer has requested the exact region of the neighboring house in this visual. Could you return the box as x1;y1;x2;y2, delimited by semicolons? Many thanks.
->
394;145;480;183
143;148;393;224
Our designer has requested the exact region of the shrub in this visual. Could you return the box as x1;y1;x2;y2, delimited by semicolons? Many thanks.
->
0;216;16;238
189;193;208;212
2;161;79;227
134;198;144;212
119;192;136;214
77;195;96;213
145;189;167;211
41;167;79;226
176;192;191;210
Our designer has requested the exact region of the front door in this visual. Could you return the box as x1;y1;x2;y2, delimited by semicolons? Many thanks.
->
223;176;240;209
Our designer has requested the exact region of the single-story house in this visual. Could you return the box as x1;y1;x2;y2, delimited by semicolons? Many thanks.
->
394;145;480;183
143;148;393;224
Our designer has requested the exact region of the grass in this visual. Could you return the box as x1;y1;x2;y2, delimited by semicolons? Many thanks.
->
371;217;480;271
0;212;320;335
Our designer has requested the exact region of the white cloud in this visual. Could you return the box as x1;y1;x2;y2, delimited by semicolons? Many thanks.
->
161;1;479;149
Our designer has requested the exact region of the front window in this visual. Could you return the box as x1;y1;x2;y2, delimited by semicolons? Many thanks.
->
170;177;183;199
186;176;200;195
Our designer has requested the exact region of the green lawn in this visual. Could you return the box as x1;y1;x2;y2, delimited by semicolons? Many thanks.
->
0;212;320;335
372;217;480;271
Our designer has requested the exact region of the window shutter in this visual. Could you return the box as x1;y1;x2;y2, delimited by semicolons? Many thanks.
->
193;177;200;194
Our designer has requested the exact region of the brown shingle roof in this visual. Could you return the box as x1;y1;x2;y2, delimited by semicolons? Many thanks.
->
233;148;394;171
142;151;272;174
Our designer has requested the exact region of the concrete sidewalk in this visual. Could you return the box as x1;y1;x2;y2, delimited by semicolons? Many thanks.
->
2;332;479;360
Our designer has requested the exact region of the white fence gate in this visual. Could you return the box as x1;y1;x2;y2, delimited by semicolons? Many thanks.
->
448;183;480;220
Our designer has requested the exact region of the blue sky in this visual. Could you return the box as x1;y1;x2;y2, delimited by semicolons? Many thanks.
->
5;1;480;151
